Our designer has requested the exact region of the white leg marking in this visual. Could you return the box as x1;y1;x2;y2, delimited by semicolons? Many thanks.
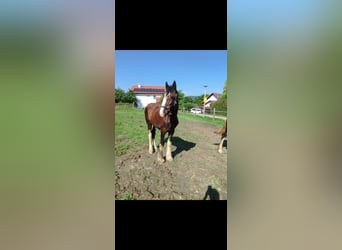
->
148;130;153;154
157;144;165;163
166;137;173;161
153;138;157;153
218;136;226;154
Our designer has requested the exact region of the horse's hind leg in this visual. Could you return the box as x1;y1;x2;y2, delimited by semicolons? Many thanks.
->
218;135;226;153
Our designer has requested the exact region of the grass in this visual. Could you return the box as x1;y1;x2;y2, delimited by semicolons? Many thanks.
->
114;107;226;156
178;112;226;126
115;108;147;156
118;193;134;200
115;144;131;156
209;177;222;192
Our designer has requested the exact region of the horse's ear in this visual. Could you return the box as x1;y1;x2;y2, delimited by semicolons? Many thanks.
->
165;81;169;91
172;80;177;89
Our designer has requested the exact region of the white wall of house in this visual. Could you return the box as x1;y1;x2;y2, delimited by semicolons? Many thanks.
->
204;102;212;108
207;95;218;102
205;95;218;108
136;94;162;108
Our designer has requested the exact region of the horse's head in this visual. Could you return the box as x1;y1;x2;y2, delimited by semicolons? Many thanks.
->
159;80;178;117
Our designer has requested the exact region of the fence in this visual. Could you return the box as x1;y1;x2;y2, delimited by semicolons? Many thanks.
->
208;108;227;119
115;104;227;120
115;102;135;109
181;107;227;120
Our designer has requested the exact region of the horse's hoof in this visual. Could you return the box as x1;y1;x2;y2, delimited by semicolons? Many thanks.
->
218;150;223;154
157;158;165;163
166;157;173;162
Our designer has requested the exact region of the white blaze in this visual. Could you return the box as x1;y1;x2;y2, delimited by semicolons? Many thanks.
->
159;94;167;117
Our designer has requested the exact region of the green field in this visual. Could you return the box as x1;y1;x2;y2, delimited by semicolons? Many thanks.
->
178;112;226;126
114;107;226;156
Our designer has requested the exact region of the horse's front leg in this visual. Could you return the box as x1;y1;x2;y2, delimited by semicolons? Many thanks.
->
148;127;153;154
166;130;174;161
157;132;166;163
151;127;157;153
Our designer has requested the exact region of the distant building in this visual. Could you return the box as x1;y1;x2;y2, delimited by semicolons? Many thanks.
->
204;93;222;108
130;84;165;108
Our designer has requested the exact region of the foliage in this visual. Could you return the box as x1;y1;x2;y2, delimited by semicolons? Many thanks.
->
122;89;137;103
183;95;195;110
194;94;205;107
183;102;194;110
212;80;228;111
115;88;137;104
177;90;185;108
114;88;125;103
183;96;193;103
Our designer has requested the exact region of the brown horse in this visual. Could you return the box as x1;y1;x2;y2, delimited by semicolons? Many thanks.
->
144;81;179;163
214;119;227;153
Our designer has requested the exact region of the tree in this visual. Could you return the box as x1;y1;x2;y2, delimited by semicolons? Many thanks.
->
194;94;205;107
183;96;194;110
123;89;137;104
177;90;185;109
115;88;137;104
212;80;228;110
183;96;193;104
183;102;194;110
115;88;125;103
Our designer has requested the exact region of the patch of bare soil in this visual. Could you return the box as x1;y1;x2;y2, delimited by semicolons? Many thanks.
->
115;118;227;200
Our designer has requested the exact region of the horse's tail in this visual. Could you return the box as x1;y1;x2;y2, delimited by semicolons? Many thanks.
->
214;119;227;135
214;127;225;135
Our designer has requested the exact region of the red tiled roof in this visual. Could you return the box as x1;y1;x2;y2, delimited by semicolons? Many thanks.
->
130;84;165;94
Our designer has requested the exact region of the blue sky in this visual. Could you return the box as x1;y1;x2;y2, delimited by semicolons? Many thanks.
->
115;50;227;96
229;0;320;34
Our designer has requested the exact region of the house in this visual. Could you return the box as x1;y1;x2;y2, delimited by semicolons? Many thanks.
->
130;84;165;108
204;93;222;108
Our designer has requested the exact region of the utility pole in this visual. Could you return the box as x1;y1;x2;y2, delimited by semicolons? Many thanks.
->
203;84;208;115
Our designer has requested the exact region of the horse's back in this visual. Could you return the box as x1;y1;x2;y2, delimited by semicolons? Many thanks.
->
145;102;160;110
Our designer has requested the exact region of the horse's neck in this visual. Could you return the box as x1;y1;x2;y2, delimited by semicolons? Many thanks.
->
172;104;178;114
170;107;178;121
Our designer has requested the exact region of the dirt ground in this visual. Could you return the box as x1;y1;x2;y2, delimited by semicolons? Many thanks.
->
114;117;228;200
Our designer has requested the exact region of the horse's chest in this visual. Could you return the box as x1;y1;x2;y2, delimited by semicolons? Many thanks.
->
153;116;171;130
